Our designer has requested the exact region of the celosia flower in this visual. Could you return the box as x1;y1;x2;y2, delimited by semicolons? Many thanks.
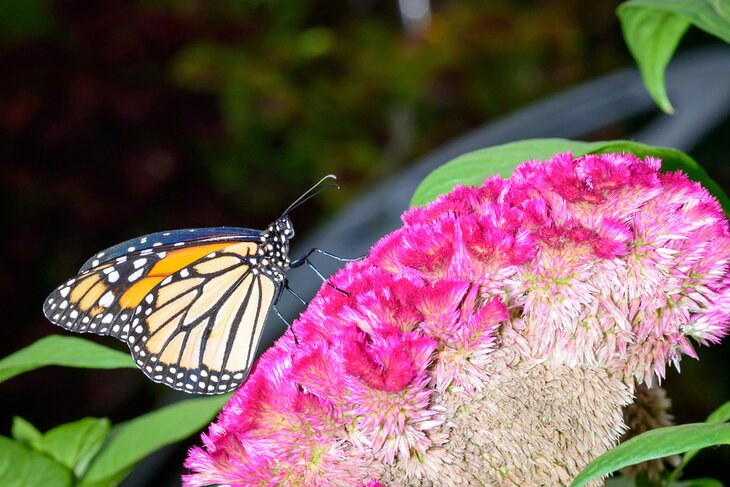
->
184;152;730;486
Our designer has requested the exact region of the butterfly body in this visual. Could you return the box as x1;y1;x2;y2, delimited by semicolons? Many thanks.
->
43;215;296;394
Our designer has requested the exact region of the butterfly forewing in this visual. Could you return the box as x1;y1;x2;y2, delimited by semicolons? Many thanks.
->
78;227;262;272
43;237;252;341
125;242;279;394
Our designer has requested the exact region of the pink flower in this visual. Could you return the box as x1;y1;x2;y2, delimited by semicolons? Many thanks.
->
184;152;730;486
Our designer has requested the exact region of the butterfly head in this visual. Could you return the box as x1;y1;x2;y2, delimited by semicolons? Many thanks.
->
276;215;295;240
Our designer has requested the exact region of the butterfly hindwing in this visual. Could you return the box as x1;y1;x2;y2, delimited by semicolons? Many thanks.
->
125;242;279;394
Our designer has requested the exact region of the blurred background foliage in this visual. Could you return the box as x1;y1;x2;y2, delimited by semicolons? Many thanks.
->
2;0;727;485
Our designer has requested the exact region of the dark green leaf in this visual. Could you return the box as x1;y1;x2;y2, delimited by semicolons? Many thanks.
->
617;0;730;113
0;436;72;487
33;418;111;478
11;416;42;447
571;423;730;487
79;395;230;486
409;139;730;216
0;335;135;384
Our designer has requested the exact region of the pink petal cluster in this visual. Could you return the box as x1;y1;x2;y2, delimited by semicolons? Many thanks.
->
184;152;730;486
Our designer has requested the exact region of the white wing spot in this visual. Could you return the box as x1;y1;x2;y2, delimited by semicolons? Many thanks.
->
180;269;190;278
70;310;79;319
174;242;184;247
129;336;136;343
112;325;120;333
233;372;243;379
154;374;163;380
99;291;114;307
60;287;70;297
200;370;208;377
155;365;163;371
135;325;144;333
189;374;197;382
120;314;128;320
133;258;147;269
127;246;136;252
108;271;120;282
140;237;148;243
91;259;100;267
161;276;172;285
163;232;171;236
153;242;162;247
222;374;231;380
102;314;114;324
128;269;144;281
145;295;154;304
157;252;167;258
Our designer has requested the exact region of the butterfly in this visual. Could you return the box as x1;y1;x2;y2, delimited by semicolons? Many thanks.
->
43;175;344;394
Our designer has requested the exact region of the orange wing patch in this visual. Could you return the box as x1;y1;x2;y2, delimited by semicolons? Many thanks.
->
119;243;233;309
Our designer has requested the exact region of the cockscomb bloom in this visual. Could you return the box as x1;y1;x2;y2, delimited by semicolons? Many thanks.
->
184;152;730;486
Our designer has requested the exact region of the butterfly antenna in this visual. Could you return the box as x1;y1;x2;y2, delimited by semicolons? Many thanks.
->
282;174;339;217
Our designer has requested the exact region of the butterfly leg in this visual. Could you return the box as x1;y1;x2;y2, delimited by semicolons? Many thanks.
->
290;248;357;296
289;247;360;267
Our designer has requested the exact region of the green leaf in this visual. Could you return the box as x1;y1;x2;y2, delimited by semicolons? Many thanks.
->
668;400;730;483
584;140;730;214
410;138;730;215
674;479;725;487
409;138;593;207
0;436;73;487
617;0;730;113
0;335;135;384
706;400;730;424
571;423;730;487
11;416;42;447
33;418;111;478
617;4;689;113
79;395;231;487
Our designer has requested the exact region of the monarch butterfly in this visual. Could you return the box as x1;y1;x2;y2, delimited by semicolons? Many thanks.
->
43;175;345;394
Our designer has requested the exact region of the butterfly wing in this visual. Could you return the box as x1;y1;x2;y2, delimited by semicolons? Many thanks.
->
126;242;279;394
44;237;256;341
78;227;261;272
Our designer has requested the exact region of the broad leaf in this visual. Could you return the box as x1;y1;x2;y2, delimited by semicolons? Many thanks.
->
79;395;230;486
668;400;730;483
11;416;41;447
617;0;730;113
571;423;730;487
0;335;135;384
409;139;730;215
33;418;111;478
0;436;72;487
409;139;592;207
